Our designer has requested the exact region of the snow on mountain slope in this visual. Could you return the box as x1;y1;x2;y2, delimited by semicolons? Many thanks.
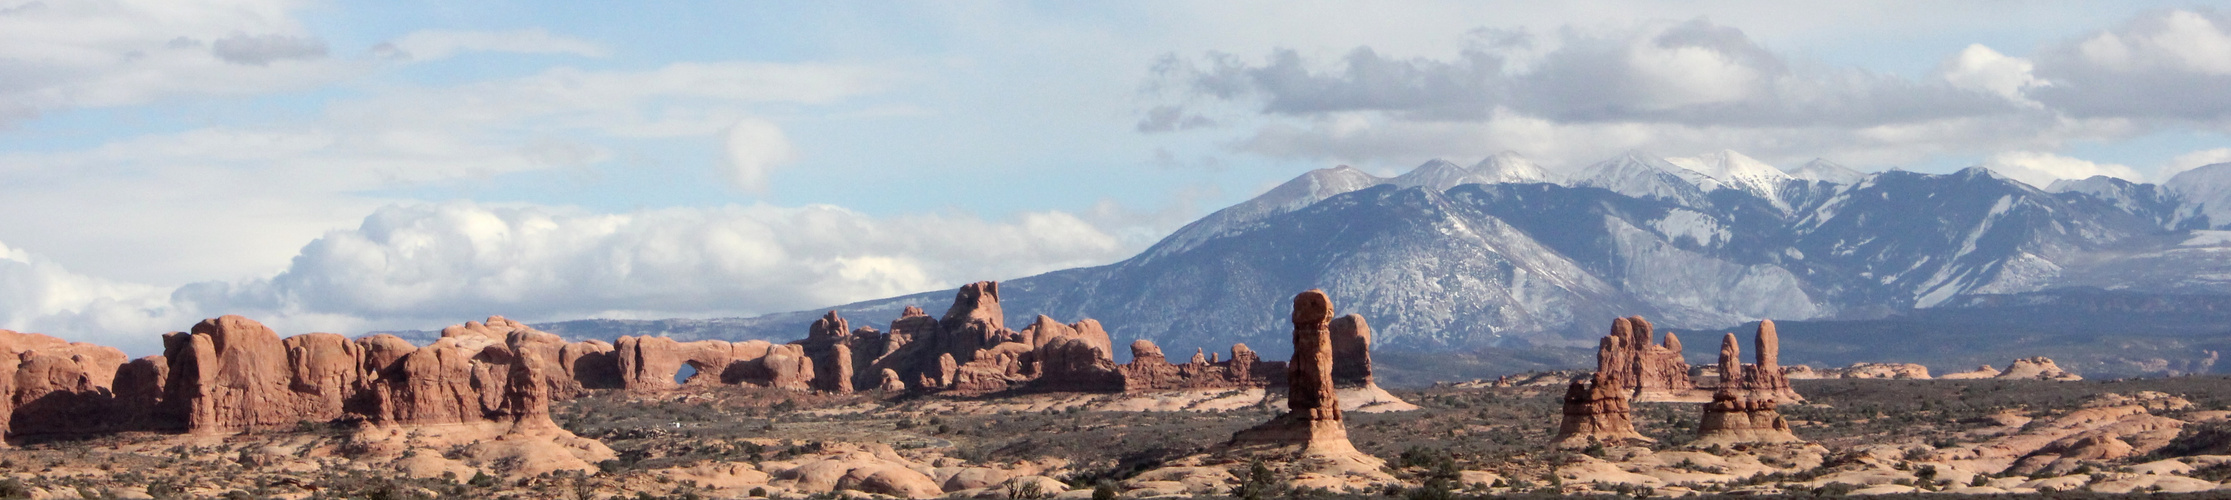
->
1667;150;1796;212
1145;165;1383;260
624;153;2231;359
1386;159;1473;192
1786;158;1866;184
2166;162;2231;229
2048;175;2194;229
1466;151;1552;185
1573;151;1718;207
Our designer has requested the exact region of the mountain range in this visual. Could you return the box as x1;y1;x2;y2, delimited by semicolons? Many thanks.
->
401;150;2231;380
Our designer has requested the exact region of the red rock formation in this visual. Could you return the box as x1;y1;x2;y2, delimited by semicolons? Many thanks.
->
1588;316;1694;401
877;369;905;392
162;315;335;433
1329;314;1372;389
1552;376;1652;447
1724;320;1802;402
0;329;132;437
1229;290;1358;455
1697;335;1800;444
1554;333;1653;447
1696;389;1800;445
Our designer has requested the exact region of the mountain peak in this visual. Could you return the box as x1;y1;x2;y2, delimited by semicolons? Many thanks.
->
1666;150;1794;208
1387;159;1471;191
1787;159;1865;184
1468;151;1552;185
1574;151;1717;206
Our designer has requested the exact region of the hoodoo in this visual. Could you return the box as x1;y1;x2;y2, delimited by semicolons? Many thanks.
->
1223;290;1394;491
1552;332;1655;447
1588;316;1696;401
1697;334;1802;445
1229;290;1356;453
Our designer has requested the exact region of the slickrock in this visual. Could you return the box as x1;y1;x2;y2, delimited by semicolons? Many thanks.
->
1591;316;1696;402
1996;357;2082;380
1696;335;1801;445
1940;392;2190;475
1788;362;1932;380
1940;364;2002;379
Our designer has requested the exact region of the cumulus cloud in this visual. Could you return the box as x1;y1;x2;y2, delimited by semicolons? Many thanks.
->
0;61;887;283
1981;151;2144;188
1146;10;2231;169
2031;9;2231;120
1939;44;2046;106
1166;18;2018;129
172;201;1129;327
0;239;185;355
374;29;609;61
722;118;796;191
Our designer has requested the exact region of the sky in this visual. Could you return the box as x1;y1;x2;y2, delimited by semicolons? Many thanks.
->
4;0;2231;355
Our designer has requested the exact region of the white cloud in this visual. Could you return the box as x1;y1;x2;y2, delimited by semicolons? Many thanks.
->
0;239;186;355
173;201;1130;327
722;118;796;192
376;29;609;61
0;61;888;284
1981;151;2143;188
2069;10;2231;75
1938;44;2045;106
0;0;352;120
2032;9;2231;120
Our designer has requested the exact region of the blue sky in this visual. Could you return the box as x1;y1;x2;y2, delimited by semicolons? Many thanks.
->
3;0;2230;354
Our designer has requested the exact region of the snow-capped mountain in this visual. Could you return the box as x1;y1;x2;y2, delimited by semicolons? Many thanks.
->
2167;163;2231;228
1572;151;1719;207
606;152;2231;366
1666;150;1796;212
1786;158;1866;184
1467;151;1553;185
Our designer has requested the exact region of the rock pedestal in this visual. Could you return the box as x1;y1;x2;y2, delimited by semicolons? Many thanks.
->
1552;375;1653;447
1229;290;1357;455
1696;333;1801;444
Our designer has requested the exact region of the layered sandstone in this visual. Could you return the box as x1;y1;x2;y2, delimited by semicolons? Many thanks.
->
0;329;132;437
797;281;1280;396
1229;290;1355;454
1590;316;1695;401
1785;362;1931;380
1722;320;1802;403
1997;357;2082;381
1554;333;1655;447
1696;335;1801;445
